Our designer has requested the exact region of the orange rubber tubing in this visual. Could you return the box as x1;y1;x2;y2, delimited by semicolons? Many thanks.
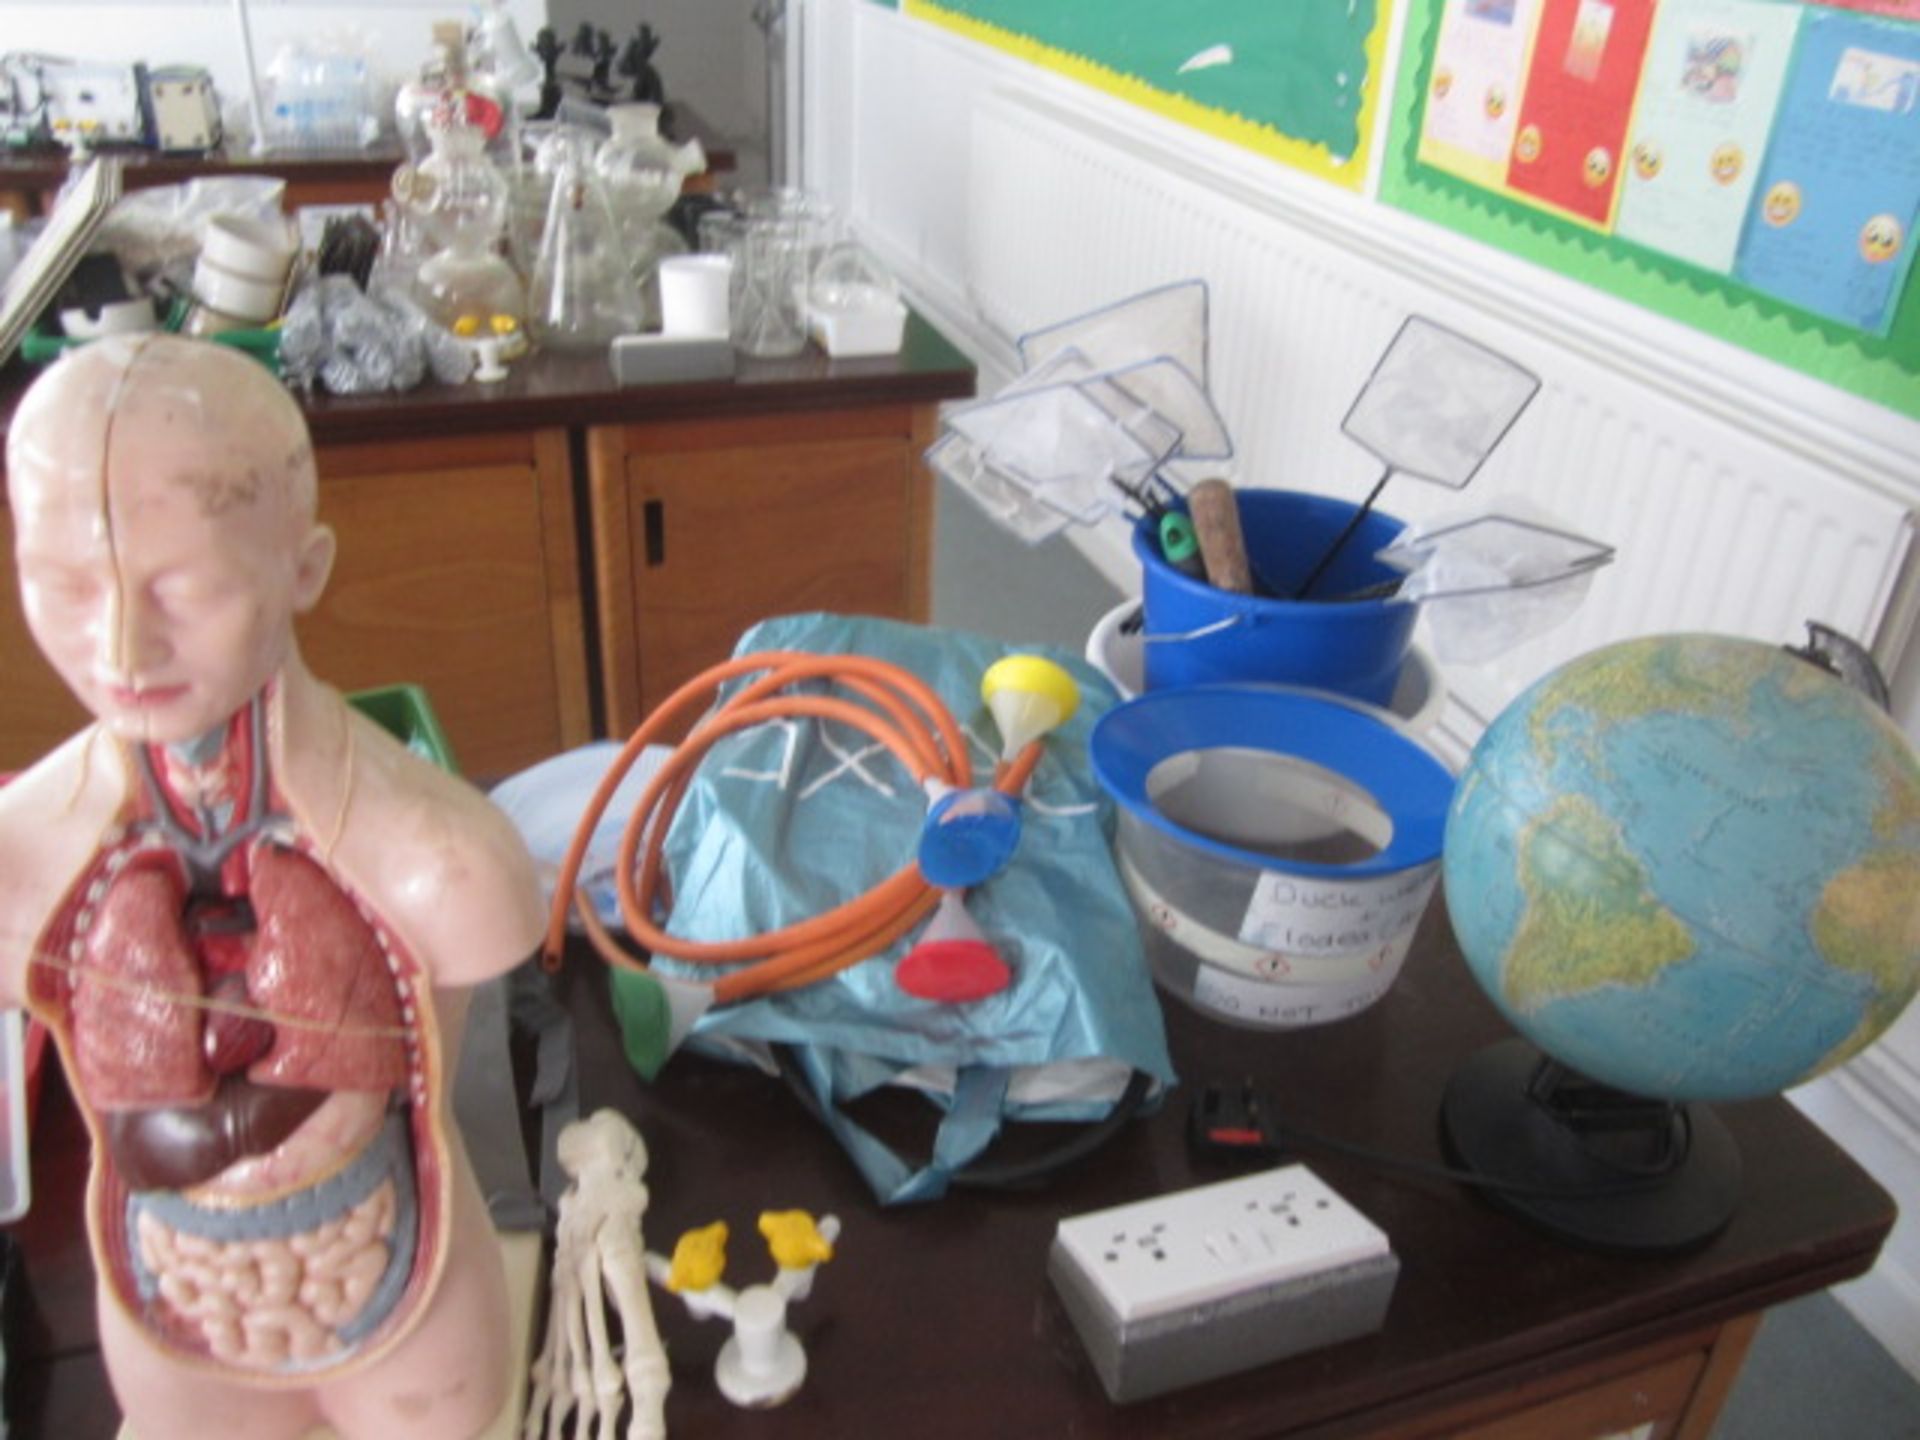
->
544;651;1045;1003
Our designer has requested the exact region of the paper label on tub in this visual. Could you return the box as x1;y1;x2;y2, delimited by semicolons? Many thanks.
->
1238;864;1439;956
1191;964;1398;1030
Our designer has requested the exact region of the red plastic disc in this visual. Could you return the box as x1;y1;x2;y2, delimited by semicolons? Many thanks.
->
896;939;1011;1003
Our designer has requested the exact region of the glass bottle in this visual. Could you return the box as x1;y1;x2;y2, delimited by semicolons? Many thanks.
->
394;21;511;164
403;123;526;334
594;104;705;330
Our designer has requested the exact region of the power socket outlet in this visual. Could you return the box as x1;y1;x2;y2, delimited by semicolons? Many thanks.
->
1048;1165;1397;1403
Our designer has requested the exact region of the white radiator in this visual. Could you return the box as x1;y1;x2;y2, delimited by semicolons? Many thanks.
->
962;89;1920;758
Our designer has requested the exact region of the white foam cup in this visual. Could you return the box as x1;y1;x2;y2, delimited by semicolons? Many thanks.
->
658;253;732;338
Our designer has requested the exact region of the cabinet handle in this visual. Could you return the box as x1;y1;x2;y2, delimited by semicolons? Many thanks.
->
643;499;665;567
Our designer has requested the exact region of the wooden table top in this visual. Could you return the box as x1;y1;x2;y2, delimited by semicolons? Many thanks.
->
0;127;738;204
0;310;976;450
4;901;1894;1438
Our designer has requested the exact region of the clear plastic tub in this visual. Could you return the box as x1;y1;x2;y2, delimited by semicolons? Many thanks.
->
1090;686;1453;1031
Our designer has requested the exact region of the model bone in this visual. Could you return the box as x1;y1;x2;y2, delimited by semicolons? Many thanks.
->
525;1108;670;1440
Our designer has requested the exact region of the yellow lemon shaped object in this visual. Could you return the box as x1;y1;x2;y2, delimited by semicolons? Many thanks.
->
667;1221;730;1293
760;1210;835;1270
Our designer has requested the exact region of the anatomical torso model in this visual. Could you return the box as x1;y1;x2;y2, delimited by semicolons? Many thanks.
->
0;335;545;1439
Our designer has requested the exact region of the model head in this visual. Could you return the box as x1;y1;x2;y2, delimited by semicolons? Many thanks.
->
7;335;335;745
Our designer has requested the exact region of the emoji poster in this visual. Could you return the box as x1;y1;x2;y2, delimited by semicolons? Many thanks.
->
1614;0;1804;271
1505;0;1659;223
1386;0;1920;417
1420;0;1547;185
1734;11;1920;333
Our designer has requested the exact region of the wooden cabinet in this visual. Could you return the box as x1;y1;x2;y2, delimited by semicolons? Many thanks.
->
1381;1315;1761;1439
587;402;939;738
299;428;591;778
1;426;592;779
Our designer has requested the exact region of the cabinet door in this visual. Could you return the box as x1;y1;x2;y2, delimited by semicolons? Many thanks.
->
591;407;935;738
304;430;590;778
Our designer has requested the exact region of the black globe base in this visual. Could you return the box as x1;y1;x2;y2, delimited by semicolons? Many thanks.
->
1442;1039;1743;1255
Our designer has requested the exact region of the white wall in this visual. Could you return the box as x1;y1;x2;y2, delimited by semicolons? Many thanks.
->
0;2;549;137
794;0;1920;1378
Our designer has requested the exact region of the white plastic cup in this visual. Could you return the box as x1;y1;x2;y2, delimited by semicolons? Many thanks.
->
201;213;297;284
192;255;284;323
657;253;732;338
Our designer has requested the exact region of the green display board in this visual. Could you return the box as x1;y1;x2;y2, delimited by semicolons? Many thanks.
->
903;0;1396;190
1380;0;1920;420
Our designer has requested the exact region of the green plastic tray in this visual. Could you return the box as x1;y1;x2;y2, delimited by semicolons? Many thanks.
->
347;683;459;775
20;295;281;372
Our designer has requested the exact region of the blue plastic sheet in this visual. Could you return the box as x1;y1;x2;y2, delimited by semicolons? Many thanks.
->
635;613;1176;1202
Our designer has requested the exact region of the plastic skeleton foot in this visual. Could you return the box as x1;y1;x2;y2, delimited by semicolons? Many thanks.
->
650;1210;841;1408
525;1110;670;1440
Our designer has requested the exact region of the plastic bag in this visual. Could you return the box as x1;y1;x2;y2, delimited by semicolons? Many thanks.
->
95;177;288;299
278;274;473;394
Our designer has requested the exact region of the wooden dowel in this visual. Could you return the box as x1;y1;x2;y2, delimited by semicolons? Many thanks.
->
1188;478;1252;594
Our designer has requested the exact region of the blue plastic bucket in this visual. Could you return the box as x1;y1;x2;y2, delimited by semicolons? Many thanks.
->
1135;489;1417;706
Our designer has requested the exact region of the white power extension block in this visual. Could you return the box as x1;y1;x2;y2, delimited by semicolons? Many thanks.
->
1048;1165;1398;1403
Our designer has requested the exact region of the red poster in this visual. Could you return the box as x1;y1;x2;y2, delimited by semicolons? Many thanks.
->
1505;0;1658;224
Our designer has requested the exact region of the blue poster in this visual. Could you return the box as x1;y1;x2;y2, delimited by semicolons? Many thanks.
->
1733;11;1920;334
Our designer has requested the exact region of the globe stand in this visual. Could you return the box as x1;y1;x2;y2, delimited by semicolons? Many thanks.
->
1442;1040;1742;1254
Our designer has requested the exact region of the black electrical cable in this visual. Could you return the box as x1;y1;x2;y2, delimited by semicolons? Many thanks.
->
1191;1080;1692;1202
773;1043;1156;1192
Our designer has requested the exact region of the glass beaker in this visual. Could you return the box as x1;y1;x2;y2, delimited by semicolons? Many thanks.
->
731;216;811;358
528;162;645;351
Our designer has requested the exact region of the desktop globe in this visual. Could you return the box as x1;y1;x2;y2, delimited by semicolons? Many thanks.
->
1440;632;1920;1251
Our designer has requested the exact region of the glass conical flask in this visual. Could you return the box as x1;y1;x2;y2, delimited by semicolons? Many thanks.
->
528;160;644;351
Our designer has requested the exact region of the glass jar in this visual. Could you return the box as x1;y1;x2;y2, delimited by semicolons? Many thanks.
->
731;216;812;358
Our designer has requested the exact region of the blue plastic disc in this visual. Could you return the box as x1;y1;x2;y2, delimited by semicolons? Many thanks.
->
917;787;1024;889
